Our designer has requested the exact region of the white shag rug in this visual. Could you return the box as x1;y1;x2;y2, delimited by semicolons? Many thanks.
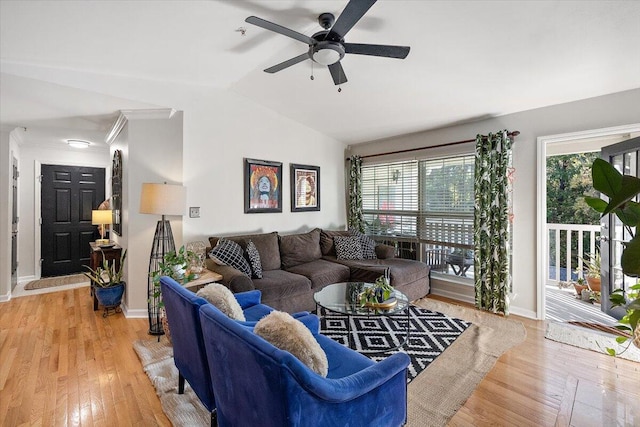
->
545;322;640;363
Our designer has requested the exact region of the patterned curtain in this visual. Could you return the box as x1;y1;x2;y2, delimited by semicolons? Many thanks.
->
474;131;513;315
348;155;365;233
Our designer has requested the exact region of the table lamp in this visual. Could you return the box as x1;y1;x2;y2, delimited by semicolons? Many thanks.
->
140;182;186;336
91;209;113;245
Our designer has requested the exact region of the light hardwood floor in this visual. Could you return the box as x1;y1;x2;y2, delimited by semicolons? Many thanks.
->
1;288;638;426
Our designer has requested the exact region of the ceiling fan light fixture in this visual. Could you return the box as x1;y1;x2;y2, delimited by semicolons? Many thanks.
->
67;139;91;148
310;42;345;66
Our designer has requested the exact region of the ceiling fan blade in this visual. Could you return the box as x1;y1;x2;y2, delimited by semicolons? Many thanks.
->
264;52;309;73
326;0;377;40
344;43;410;59
328;62;348;85
245;16;314;45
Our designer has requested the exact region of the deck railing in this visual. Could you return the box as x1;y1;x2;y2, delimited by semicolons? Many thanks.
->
546;223;600;283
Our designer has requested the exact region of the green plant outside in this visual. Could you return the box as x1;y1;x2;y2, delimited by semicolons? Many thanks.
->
585;158;640;355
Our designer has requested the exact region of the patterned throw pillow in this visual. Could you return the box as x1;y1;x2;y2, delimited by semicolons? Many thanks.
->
349;228;377;259
209;238;252;277
244;239;263;279
334;235;364;260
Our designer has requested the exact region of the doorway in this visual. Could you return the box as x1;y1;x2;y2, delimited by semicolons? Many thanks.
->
536;124;640;321
40;164;105;277
600;136;640;319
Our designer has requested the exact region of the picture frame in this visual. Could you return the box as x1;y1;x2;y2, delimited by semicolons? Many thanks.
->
290;164;320;212
111;150;122;235
244;158;283;213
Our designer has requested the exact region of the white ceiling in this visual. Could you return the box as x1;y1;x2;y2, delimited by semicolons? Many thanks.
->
2;0;640;146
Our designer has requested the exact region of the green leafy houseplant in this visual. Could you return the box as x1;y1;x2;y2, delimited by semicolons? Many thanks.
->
360;273;394;307
584;158;640;354
83;249;127;288
151;246;197;306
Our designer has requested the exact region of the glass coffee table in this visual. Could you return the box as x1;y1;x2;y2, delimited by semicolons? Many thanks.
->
314;282;410;353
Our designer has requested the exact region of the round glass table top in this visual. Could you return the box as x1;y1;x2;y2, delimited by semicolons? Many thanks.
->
313;282;409;316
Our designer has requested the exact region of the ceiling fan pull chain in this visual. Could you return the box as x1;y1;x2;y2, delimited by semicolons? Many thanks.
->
310;61;314;80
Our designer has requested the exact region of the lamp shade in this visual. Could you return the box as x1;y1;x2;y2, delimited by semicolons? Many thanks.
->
139;183;186;216
92;209;113;225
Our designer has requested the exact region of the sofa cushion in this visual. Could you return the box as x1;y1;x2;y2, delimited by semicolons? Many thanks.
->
320;229;350;256
286;259;351;289
196;283;246;321
245;240;263;279
252;269;312;305
334;257;429;287
209;239;252;277
279;228;322;269
334;235;364;260
254;311;328;377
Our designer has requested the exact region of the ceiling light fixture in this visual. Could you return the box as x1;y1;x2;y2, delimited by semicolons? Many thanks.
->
310;42;345;66
67;139;91;148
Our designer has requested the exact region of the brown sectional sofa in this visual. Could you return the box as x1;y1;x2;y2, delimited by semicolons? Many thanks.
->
205;228;430;313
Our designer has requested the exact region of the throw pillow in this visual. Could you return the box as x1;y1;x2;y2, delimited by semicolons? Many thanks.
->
209;238;252;277
196;283;246;322
244;239;263;279
319;229;350;256
349;228;377;259
254;311;328;377
334;235;364;260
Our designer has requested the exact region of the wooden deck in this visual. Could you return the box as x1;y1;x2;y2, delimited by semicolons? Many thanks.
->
545;285;617;325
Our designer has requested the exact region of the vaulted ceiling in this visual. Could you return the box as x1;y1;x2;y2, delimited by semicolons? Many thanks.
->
2;0;639;146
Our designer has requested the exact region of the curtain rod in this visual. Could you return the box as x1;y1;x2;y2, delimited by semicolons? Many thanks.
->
350;131;520;160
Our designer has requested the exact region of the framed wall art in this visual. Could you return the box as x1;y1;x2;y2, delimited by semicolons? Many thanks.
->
290;164;320;212
244;158;283;213
111;149;123;235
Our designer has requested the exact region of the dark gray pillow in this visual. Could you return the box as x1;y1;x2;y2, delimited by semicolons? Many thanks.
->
279;228;322;269
209;239;252;277
245;239;263;279
334;235;364;260
349;228;377;259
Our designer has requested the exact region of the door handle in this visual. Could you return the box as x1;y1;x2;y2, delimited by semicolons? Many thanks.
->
598;236;609;242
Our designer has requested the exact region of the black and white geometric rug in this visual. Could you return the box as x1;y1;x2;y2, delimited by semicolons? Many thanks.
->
319;305;471;382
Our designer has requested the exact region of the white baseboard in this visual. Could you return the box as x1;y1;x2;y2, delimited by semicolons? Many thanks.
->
18;275;36;283
0;292;11;302
509;306;538;320
429;288;475;305
122;304;147;319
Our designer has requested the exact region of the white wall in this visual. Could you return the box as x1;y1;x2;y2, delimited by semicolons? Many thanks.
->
0;130;13;301
181;88;347;243
348;88;640;318
16;141;109;280
107;110;184;316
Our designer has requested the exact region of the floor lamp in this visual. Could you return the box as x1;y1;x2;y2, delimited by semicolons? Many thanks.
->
140;182;186;335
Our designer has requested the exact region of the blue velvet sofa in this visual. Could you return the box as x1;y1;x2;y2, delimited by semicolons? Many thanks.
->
199;302;411;427
160;276;308;426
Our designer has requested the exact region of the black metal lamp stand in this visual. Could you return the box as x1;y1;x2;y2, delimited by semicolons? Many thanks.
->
147;215;175;335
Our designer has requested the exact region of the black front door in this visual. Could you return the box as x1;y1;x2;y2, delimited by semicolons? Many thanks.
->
600;136;640;318
41;164;105;277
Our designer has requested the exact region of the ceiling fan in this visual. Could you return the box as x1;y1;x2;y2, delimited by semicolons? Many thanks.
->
245;0;410;86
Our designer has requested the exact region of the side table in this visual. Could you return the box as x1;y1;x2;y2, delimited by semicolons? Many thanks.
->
89;242;122;311
184;269;224;293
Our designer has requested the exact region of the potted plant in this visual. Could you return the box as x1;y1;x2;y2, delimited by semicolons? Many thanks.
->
579;250;601;292
585;158;640;354
572;277;589;297
84;249;127;316
150;246;197;342
360;271;395;308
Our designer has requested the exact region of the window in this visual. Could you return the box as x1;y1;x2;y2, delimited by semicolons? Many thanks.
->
361;155;475;279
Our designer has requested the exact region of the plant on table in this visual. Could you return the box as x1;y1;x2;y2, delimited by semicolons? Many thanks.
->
84;249;127;288
151;246;197;305
584;158;640;354
360;271;394;307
